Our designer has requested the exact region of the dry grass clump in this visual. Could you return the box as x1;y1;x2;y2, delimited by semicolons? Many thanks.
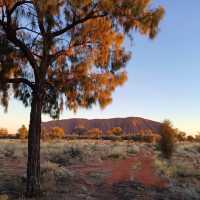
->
175;142;200;156
154;142;200;200
155;156;200;182
155;142;200;179
0;140;26;159
47;145;85;166
106;152;126;160
42;140;141;166
154;158;177;178
41;161;74;193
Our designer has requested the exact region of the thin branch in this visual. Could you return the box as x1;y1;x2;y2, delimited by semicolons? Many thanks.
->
7;35;38;79
5;78;35;89
34;3;45;36
1;18;39;81
33;52;42;59
16;27;41;35
50;13;107;38
50;41;91;63
9;1;33;15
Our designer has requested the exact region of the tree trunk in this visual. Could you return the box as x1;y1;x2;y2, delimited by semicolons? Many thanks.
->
26;92;42;197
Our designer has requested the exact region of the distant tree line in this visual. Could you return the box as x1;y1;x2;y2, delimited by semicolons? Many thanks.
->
0;124;200;143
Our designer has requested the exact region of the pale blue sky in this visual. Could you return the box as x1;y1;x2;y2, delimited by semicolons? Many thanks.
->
0;0;200;135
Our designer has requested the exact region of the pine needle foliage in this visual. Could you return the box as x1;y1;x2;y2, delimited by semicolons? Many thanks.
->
0;0;164;117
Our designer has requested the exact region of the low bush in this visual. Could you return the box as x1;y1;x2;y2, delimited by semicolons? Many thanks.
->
41;161;74;193
187;135;195;142
87;128;102;139
16;125;28;139
42;127;65;140
106;127;123;136
49;146;84;166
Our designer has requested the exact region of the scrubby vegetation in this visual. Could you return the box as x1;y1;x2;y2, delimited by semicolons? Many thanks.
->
87;128;102;139
154;142;200;199
107;127;123;136
16;125;28;139
42;127;65;140
0;140;199;200
159;120;176;159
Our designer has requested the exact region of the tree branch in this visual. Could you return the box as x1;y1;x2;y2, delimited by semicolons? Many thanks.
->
0;17;39;82
34;4;45;36
50;13;107;38
50;41;92;63
16;27;41;35
9;1;33;15
5;78;35;89
7;35;38;80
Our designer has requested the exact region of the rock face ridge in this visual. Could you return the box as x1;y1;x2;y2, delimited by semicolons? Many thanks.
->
42;117;161;135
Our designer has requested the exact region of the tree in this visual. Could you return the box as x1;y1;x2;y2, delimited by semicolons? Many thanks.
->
0;0;164;196
41;127;64;140
41;127;49;141
107;127;123;136
87;128;102;138
159;120;176;159
175;130;186;142
49;127;65;139
187;135;194;142
195;132;200;142
72;126;87;136
17;124;28;139
0;128;8;138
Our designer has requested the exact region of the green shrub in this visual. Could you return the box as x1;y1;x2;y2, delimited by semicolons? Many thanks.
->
159;120;176;159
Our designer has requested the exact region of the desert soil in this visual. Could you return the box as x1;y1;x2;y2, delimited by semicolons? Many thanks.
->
0;141;199;200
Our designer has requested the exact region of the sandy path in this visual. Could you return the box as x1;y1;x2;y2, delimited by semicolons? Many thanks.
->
70;149;169;188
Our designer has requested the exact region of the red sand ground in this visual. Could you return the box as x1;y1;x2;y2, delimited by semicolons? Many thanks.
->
0;147;169;200
70;149;169;189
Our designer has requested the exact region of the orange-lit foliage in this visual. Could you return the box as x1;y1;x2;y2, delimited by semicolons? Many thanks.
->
41;127;65;140
0;0;164;116
0;0;164;195
0;128;8;138
107;127;123;136
50;127;65;139
87;128;102;138
17;125;28;139
159;120;176;159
